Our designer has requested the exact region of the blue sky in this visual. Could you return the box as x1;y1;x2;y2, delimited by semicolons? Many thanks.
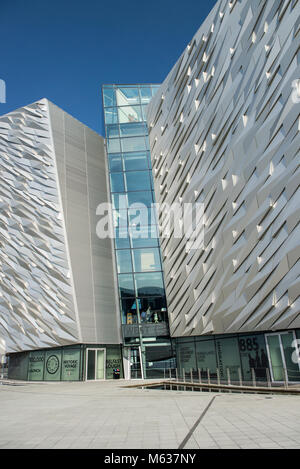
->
0;0;216;135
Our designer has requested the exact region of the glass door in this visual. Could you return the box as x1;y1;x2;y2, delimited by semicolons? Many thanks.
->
280;332;300;382
86;348;106;380
87;349;96;380
96;349;105;379
266;334;284;381
129;347;143;379
266;332;300;382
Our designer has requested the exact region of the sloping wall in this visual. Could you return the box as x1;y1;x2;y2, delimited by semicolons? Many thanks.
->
147;0;300;337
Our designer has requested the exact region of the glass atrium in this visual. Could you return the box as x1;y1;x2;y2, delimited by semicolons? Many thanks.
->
102;84;175;379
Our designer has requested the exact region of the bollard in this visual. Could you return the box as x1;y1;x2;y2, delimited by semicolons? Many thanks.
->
198;368;202;392
207;368;211;392
190;368;193;383
216;368;221;393
227;368;231;386
175;368;178;391
251;368;256;388
238;368;242;387
266;368;271;388
183;368;186;391
217;368;220;386
283;367;288;389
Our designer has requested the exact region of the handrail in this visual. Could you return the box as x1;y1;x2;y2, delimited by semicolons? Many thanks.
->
123;379;300;395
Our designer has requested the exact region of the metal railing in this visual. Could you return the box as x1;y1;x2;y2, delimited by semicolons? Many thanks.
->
153;366;300;394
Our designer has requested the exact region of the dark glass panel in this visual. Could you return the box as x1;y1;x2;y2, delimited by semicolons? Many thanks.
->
125;170;151;191
108;154;122;172
134;272;164;297
127;191;153;208
110;173;125;193
116;249;132;274
118;274;135;298
123;151;149;171
103;87;116;108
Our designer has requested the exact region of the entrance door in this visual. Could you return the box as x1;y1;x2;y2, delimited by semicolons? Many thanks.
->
129;347;143;379
265;332;300;382
86;348;106;380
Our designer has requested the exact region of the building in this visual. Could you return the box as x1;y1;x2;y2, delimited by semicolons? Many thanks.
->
102;84;175;379
2;99;123;381
2;92;175;381
2;0;300;384
147;0;300;383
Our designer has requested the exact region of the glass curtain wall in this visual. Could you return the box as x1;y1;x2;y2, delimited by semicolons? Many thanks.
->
102;84;173;378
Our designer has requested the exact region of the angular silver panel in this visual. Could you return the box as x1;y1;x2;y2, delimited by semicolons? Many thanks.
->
0;99;121;352
147;0;300;337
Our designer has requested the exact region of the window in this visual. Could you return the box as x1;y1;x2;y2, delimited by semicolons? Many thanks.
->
119;123;147;137
121;136;146;153
123;151;149;171
130;225;159;249
104;107;118;124
110;173;125;193
106;124;119;138
125;171;151;191
128;206;157;226
133;248;161;272
142;104;150;122
121;298;138;324
113;209;127;228
116;250;132;274
134;272;164;297
107;138;121;153
138;296;167;323
115;227;130;249
140;87;152;104
103;87;116;107
118;274;135;298
108;154;122;172
111;193;127;210
116;87;140;106
128;191;153;207
118;105;143;124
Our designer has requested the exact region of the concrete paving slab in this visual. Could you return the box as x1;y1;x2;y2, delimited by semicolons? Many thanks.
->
0;380;300;449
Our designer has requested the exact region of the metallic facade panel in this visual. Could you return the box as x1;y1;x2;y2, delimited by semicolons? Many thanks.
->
0;99;121;353
147;0;300;337
0;100;79;352
47;100;121;345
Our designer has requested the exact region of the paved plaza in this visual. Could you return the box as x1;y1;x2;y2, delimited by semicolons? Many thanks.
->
0;380;300;449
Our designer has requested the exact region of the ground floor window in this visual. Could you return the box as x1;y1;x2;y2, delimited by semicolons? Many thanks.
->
27;347;82;381
265;331;300;382
8;344;123;381
175;330;300;383
86;349;106;380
